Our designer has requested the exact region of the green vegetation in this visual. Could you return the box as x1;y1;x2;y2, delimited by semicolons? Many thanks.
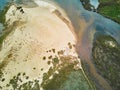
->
42;64;94;90
92;34;120;90
68;42;73;49
52;57;59;65
57;50;64;55
80;0;93;10
0;3;13;47
98;0;120;23
0;50;95;89
42;64;75;90
5;72;40;90
41;55;94;90
19;80;40;90
0;29;10;44
0;21;20;49
52;48;55;53
99;0;112;3
43;56;46;60
19;81;34;90
48;55;52;59
41;68;43;71
80;0;120;23
47;61;51;65
60;70;93;90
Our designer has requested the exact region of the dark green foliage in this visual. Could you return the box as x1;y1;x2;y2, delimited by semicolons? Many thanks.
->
1;78;5;82
41;64;94;90
32;81;40;90
9;76;19;89
41;64;75;90
7;72;40;90
52;49;55;53
0;29;10;45
98;0;120;24
48;55;52;59
47;61;51;65
43;56;46;60
0;21;19;48
80;0;120;23
19;81;33;90
92;35;120;90
52;57;59;65
80;0;93;11
19;80;40;90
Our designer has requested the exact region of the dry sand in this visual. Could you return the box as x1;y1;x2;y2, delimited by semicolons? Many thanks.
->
0;2;81;89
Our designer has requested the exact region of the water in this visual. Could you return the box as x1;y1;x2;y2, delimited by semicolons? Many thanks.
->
0;23;4;32
0;0;10;10
90;0;99;9
52;0;120;43
0;0;120;90
51;0;120;90
0;0;10;34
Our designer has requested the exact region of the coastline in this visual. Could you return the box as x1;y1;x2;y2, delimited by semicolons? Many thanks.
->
0;3;82;89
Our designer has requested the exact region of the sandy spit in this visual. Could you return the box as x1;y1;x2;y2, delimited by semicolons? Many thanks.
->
0;3;81;89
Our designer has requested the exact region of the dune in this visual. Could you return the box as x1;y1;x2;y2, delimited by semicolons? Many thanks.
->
0;2;81;89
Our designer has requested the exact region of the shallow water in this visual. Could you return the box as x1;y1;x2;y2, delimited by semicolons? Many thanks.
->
53;0;120;43
0;23;4;32
52;0;120;90
90;0;99;9
0;0;8;10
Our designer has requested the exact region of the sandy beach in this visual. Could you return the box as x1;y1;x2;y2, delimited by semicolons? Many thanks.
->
0;2;81;89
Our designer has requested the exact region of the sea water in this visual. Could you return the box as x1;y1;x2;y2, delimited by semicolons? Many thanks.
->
0;0;10;10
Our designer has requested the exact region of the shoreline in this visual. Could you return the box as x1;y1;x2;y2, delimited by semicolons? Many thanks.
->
0;4;81;89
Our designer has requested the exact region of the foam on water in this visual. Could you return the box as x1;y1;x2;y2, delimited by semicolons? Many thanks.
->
90;0;99;9
34;0;57;12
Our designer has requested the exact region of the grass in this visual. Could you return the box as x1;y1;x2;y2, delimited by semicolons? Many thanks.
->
80;0;120;23
98;5;120;22
99;0;112;3
98;0;120;23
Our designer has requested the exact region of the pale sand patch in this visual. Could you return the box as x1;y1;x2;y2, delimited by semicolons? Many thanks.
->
0;4;81;89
